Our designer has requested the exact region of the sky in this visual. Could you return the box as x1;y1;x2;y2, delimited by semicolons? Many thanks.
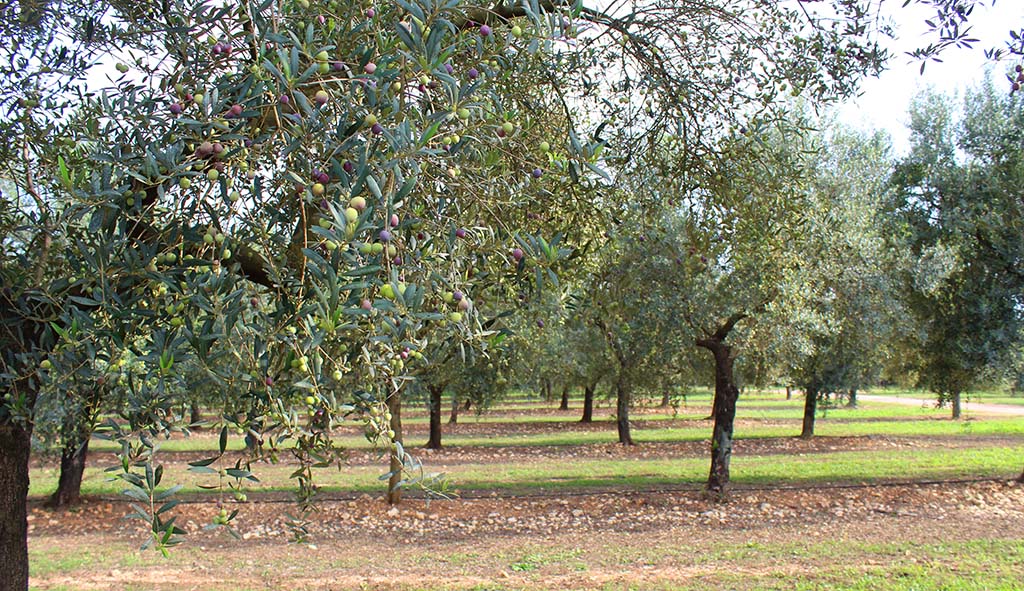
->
837;0;1023;154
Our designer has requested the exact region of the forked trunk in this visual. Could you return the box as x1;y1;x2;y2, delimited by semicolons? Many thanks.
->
559;386;570;410
952;391;962;419
48;437;90;508
386;391;404;505
0;421;32;591
801;387;818;439
581;384;595;423
700;339;740;497
615;377;634;445
426;385;443;450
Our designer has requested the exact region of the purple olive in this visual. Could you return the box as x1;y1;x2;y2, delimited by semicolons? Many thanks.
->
455;228;467;238
229;104;243;117
512;248;524;261
453;290;463;301
279;94;290;104
444;63;454;74
480;24;491;36
537;319;544;328
371;123;383;135
365;7;375;18
169;103;183;115
379;230;392;242
265;376;274;386
390;214;399;227
318;172;330;184
361;298;373;310
467;68;479;80
532;168;543;178
343;161;354;173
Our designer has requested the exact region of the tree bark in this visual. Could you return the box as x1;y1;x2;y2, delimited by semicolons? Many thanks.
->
952;391;962;419
699;338;740;497
660;390;670;408
190;402;202;427
559;385;570;410
386;391;403;505
542;378;552;403
0;421;32;591
786;385;792;400
846;387;857;408
801;387;818;439
426;385;444;450
47;437;89;508
581;384;595;423
463;397;472;411
449;394;460;424
615;376;634;445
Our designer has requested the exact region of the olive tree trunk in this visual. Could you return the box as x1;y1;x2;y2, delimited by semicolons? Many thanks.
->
801;387;818;439
615;377;634;445
952;391;962;419
426;384;444;450
846;387;857;408
559;385;570;410
581;384;595;423
449;394;460;424
0;420;32;591
47;437;90;508
697;314;747;498
386;391;404;505
189;402;202;427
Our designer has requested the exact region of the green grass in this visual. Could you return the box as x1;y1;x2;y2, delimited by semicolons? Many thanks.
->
29;443;1024;498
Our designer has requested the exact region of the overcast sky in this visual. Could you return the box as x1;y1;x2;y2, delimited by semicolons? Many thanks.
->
837;0;1022;154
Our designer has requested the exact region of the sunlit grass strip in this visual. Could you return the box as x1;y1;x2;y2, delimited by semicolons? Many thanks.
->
29;444;1024;498
82;414;1024;456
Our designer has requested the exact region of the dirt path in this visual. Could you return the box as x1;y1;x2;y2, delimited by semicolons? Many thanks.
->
859;394;1024;416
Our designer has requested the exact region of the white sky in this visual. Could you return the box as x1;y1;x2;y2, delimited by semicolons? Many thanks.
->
837;0;1023;154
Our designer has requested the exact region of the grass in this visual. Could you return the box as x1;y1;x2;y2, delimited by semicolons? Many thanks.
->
28;442;1024;498
80;395;1023;456
28;533;1024;591
26;389;1024;591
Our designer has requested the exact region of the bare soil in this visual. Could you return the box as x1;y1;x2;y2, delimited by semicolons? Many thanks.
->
28;480;1024;590
26;398;1024;590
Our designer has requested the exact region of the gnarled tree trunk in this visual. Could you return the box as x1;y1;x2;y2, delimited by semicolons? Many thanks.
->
697;314;747;498
581;384;595;423
559;385;570;410
386;391;403;505
48;437;89;508
801;387;818;439
426;384;444;450
0;420;32;591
